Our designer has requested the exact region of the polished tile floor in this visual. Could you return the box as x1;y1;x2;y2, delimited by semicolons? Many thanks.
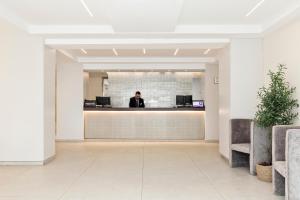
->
0;142;284;200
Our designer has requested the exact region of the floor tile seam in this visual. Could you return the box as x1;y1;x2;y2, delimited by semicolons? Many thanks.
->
184;149;228;200
140;142;145;200
57;156;98;200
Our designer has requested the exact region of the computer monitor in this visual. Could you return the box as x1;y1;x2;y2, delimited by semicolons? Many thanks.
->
96;96;111;107
193;100;205;108
184;95;193;105
176;95;185;106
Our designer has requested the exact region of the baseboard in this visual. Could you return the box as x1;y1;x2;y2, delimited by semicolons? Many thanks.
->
43;155;56;165
56;139;84;142
59;139;215;143
220;154;230;164
204;139;219;143
0;161;44;166
0;155;56;166
84;139;205;143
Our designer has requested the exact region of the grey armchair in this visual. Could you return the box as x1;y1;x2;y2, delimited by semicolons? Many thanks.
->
230;119;271;175
272;126;300;200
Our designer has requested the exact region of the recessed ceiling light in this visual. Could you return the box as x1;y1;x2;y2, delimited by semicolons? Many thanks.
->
112;48;118;56
246;0;265;17
174;48;179;56
80;0;94;17
80;49;88;54
143;48;146;55
203;49;211;55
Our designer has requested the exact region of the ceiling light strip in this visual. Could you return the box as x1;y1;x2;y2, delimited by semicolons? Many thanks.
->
174;48;179;56
246;0;265;17
58;50;75;60
81;49;88;54
80;0;94;17
204;49;211;55
112;48;119;56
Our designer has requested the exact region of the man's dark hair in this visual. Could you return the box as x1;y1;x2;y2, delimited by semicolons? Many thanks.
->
135;91;141;95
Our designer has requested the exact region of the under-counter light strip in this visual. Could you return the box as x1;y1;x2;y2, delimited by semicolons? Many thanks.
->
174;48;179;56
112;48;118;56
84;111;205;113
246;0;265;17
80;0;94;17
143;48;146;55
81;49;88;54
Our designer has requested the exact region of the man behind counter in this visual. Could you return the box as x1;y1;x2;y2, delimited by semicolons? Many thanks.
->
129;91;145;108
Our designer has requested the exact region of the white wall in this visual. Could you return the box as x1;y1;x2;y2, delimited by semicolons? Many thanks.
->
218;45;231;158
205;64;219;141
43;47;56;160
56;52;84;140
217;39;263;158
86;72;104;100
230;39;263;119
263;19;300;125
0;18;50;162
83;72;89;100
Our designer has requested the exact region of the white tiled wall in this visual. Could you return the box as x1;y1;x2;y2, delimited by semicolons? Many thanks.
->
107;72;204;107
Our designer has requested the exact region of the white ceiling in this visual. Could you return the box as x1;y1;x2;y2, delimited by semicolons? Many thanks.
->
0;0;300;34
1;0;300;67
179;0;300;25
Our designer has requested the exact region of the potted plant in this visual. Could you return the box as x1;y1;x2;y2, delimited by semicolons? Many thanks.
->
254;64;299;182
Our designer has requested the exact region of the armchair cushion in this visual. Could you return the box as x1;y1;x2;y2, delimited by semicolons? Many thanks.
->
231;143;250;154
274;161;286;177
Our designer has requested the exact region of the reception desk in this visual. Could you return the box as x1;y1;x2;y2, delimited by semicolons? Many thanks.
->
84;107;205;140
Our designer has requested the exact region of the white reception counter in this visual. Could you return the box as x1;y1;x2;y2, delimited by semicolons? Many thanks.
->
84;107;205;140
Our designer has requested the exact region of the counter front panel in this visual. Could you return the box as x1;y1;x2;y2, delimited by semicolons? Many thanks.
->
84;108;205;140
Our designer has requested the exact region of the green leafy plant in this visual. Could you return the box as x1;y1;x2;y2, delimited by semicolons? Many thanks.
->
255;64;299;128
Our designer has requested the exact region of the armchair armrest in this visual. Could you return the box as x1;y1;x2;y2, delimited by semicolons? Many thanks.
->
286;129;300;200
272;125;300;162
272;126;300;196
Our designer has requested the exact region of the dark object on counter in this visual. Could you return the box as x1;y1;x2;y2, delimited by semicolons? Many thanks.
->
96;96;111;107
185;95;193;106
176;95;185;106
84;99;96;107
176;95;193;107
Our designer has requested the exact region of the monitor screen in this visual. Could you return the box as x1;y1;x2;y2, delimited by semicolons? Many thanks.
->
193;100;204;108
176;95;185;105
96;97;111;106
184;95;193;105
